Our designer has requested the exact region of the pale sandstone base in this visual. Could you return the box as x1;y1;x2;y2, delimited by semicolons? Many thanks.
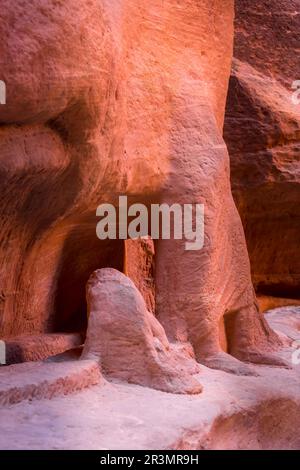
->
0;306;299;450
3;333;83;365
0;360;101;406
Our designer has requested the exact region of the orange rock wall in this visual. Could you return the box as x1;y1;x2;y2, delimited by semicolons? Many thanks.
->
224;0;300;298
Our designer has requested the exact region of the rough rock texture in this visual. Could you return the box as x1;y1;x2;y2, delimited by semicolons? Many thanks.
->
0;0;285;379
4;333;83;365
0;359;101;407
224;0;300;299
124;239;155;314
82;269;202;394
0;306;299;450
0;0;125;338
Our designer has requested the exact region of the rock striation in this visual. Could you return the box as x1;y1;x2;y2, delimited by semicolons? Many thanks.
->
224;0;300;300
0;0;286;390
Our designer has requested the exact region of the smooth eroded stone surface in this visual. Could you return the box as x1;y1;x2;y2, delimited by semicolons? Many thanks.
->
0;360;101;406
4;333;83;365
0;0;283;379
0;307;299;450
82;269;202;395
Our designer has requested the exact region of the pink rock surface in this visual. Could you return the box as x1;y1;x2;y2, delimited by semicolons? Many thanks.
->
0;307;299;450
0;0;281;378
0;360;101;407
4;333;83;364
82;269;202;395
124;239;155;314
0;0;299;452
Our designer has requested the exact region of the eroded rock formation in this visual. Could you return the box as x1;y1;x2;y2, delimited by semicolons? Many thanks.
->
224;0;300;300
82;268;202;394
1;305;299;449
0;0;287;393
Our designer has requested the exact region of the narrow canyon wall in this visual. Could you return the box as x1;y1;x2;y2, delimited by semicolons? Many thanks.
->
0;0;236;340
0;0;125;337
0;0;283;377
224;0;300;299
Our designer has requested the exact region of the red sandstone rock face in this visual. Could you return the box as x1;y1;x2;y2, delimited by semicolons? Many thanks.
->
0;0;121;337
4;333;83;365
0;0;285;386
224;0;300;299
125;239;155;314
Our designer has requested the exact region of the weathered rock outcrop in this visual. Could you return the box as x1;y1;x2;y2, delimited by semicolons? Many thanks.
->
0;0;286;389
82;269;202;394
1;0;300;453
224;0;300;299
0;306;299;450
